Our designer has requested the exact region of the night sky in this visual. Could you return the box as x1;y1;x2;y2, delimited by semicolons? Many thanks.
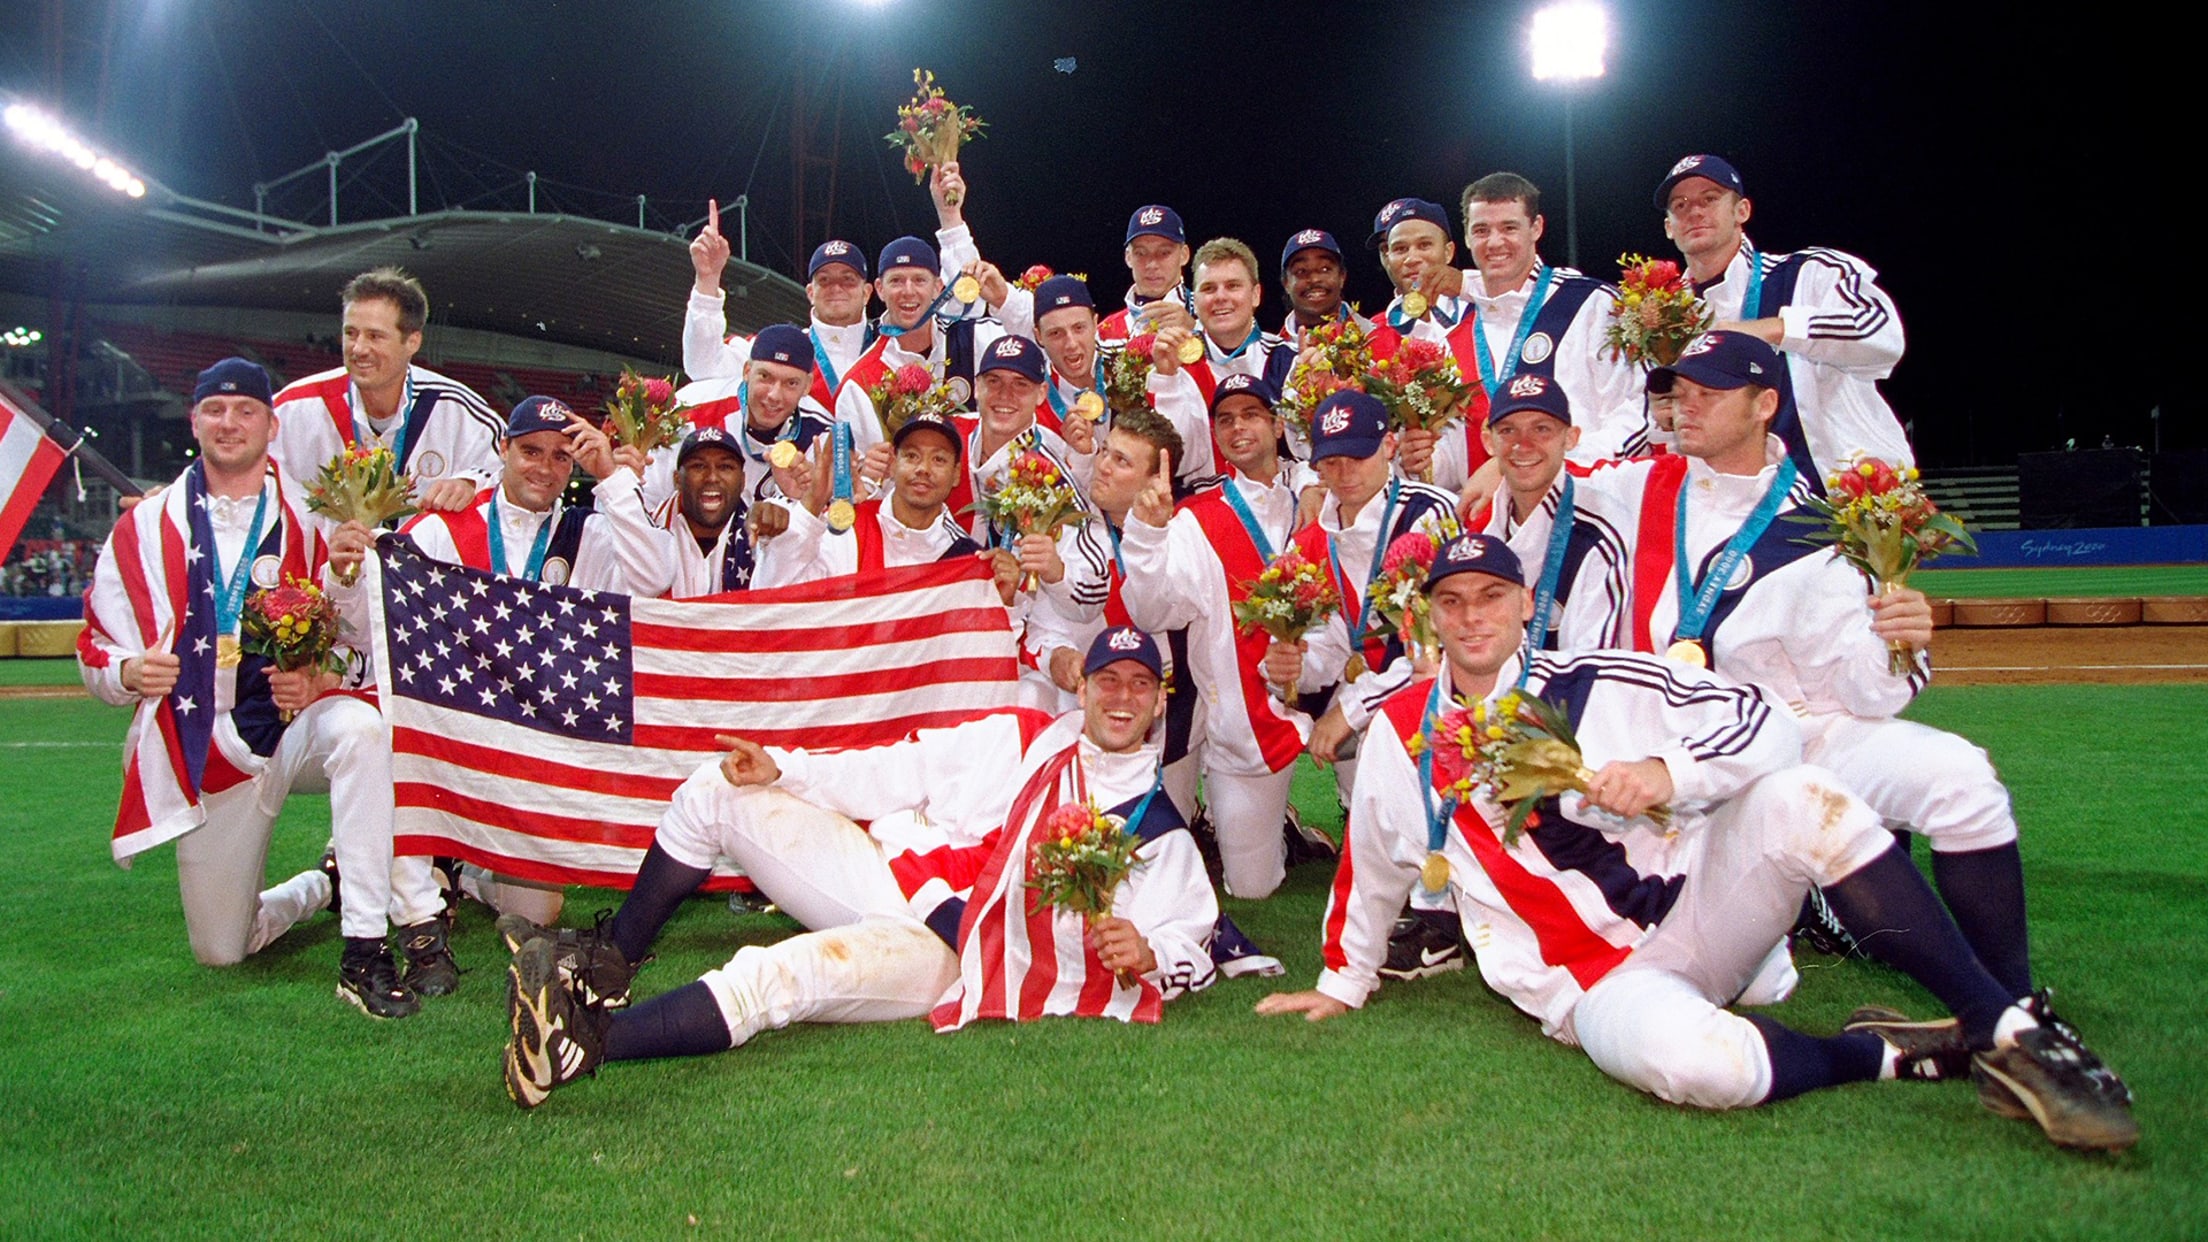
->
0;1;2179;466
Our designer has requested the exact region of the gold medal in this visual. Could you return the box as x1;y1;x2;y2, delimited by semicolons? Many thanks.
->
1419;851;1450;893
768;441;800;470
1665;638;1708;668
951;275;982;304
1401;291;1429;319
826;499;856;533
1175;336;1205;366
215;635;242;669
1344;654;1367;683
1072;390;1106;422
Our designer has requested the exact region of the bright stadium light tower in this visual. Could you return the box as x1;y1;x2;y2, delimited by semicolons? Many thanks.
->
3;101;148;198
1529;1;1606;269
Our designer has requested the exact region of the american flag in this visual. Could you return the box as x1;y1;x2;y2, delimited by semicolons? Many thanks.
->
367;535;1019;888
0;387;69;564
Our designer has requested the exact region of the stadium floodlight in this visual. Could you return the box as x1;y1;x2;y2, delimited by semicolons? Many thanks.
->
2;327;44;348
3;101;147;198
1530;2;1607;82
1527;2;1607;268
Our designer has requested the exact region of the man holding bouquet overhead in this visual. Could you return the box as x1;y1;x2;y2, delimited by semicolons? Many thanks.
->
1258;534;2137;1152
501;626;1219;1110
81;358;425;1019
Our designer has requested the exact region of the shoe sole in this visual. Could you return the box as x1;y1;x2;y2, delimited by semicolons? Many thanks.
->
507;941;567;1105
335;981;419;1020
1380;956;1468;982
503;1040;548;1110
406;964;460;998
1971;1054;2140;1151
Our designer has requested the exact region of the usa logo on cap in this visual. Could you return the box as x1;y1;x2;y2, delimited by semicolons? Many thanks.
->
992;337;1025;358
1446;535;1484;560
538;400;573;422
1682;333;1720;358
1319;405;1353;435
1668;155;1703;177
1382;200;1407;223
1293;228;1324;245
1107;627;1143;652
823;241;850;256
1138;206;1164;226
1508;374;1548;399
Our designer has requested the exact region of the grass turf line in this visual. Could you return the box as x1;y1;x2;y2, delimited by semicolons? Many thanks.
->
0;687;2201;1236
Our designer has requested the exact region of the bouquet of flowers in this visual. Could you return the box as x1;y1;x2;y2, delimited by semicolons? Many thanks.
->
1102;333;1159;421
1791;455;1975;675
305;444;418;529
866;363;964;439
239;576;347;721
1415;690;1670;847
1363;337;1473;479
1277;316;1375;440
1027;799;1148;986
1013;264;1084;292
885;68;987;188
1603;253;1712;368
601;367;686;453
969;447;1084;590
1362;529;1450;666
1231;547;1340;701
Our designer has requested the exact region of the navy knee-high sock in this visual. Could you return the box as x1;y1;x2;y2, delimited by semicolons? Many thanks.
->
1746;1017;1884;1102
1821;840;2015;1046
604;981;732;1062
609;843;711;965
1931;842;2032;997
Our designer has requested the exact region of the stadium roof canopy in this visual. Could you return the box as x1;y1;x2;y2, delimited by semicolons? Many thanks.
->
0;135;806;367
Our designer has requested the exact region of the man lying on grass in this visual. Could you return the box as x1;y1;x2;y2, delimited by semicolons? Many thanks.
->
1257;533;2137;1152
501;626;1218;1109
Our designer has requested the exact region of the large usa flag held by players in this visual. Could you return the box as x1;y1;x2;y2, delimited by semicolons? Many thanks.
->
366;537;1018;888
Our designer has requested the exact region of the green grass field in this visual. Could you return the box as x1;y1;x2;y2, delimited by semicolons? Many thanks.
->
2;683;2203;1238
1915;564;2208;599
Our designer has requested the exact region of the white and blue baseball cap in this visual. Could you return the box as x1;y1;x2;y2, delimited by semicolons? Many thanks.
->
1655;154;1747;210
1084;625;1164;678
504;395;576;439
1424;532;1526;593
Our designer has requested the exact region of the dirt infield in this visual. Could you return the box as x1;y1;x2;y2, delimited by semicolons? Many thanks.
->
1931;624;2208;684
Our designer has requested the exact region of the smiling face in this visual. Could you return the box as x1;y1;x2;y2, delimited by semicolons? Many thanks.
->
744;358;810;432
190;395;275;479
975;369;1042;442
1481;410;1579;503
1282;249;1345;321
1429;571;1533;686
890;428;960;515
1079;659;1164;753
1210;394;1281;476
1463;197;1545;290
1124;235;1189;300
876;266;942;332
806;262;870;327
677;445;745;538
1194;256;1259;345
499;428;577;512
342;296;421;397
1663;177;1752;269
1036;305;1099;381
1380;220;1456;294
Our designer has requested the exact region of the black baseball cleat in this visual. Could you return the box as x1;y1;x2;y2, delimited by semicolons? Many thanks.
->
319;847;342;918
1843;1005;1971;1081
337;936;420;1020
1379;912;1468;981
1791;887;1860;958
397;912;460;998
496;908;641;1010
1971;990;2138;1151
505;938;608;1110
1283;804;1339;867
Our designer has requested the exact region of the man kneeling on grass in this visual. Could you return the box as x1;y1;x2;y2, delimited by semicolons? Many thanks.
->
502;627;1218;1108
1256;534;2137;1152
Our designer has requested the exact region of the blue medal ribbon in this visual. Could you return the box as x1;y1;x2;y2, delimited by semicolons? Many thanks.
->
735;390;802;467
874;284;962;339
211;483;271;637
1525;475;1576;655
1220;474;1281;563
1415;678;1457;856
831;422;856;506
808;325;846;394
1671;458;1797;644
1736;242;1765;320
1207;325;1265;363
1471;265;1554;397
1328;481;1400;646
1044;358;1108;422
349;372;417;464
486;492;556;581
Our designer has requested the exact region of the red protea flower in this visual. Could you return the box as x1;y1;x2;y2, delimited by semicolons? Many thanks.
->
893;364;934;395
1381;531;1437;576
1644;259;1682;287
1124;333;1158;360
1020;264;1053;287
1397;337;1446;370
643;377;675;406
